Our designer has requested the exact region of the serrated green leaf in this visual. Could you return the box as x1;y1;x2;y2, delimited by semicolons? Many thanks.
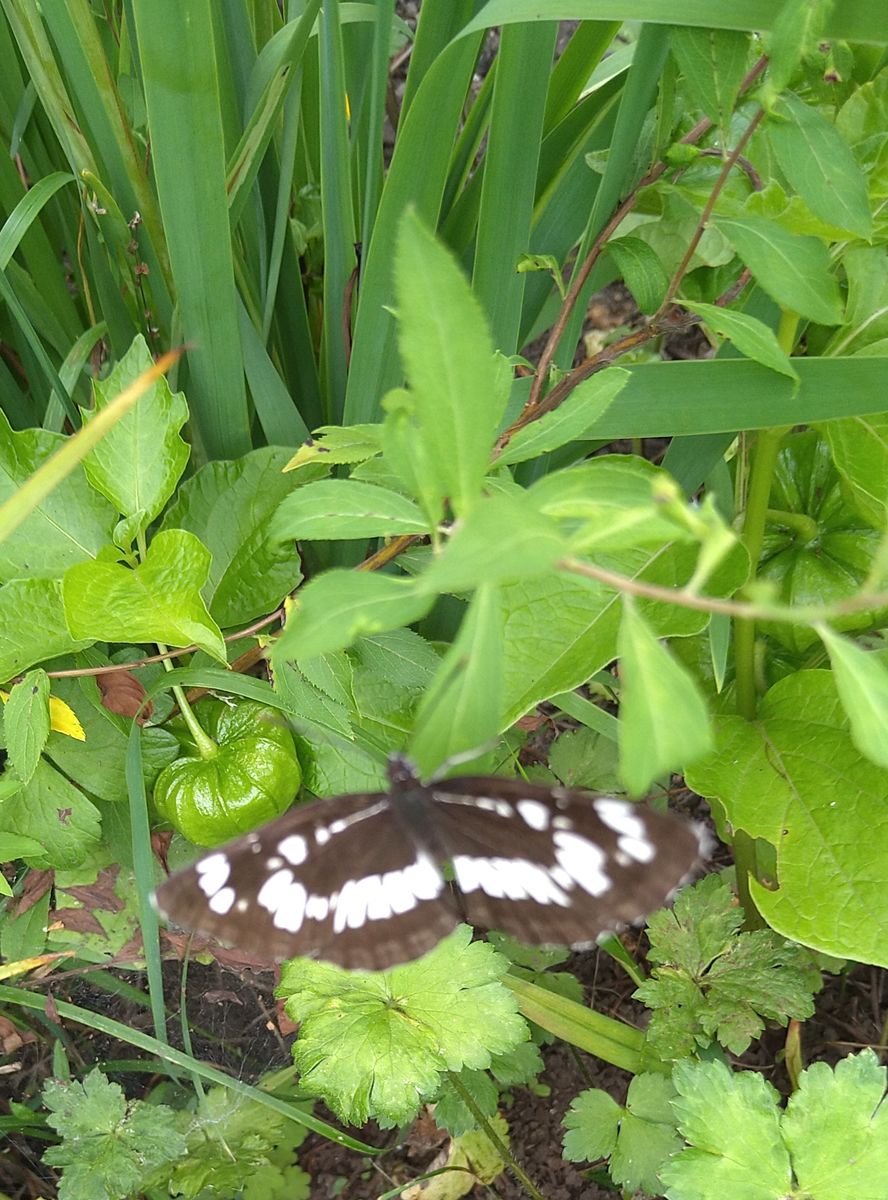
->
0;409;116;584
4;669;50;784
62;529;226;662
768;92;872;240
686;670;888;966
617;601;713;795
351;629;441;690
409;584;503;775
395;210;507;516
416;492;565;595
160;446;309;626
611;1072;682;1196
433;1068;499;1136
682;299;799;382
497;369;629;464
283;423;382;471
818;627;888;768
270;478;429;541
280;928;526;1128
43;1069;186;1200
714;215;843;326
273;570;435;660
381;387;447;530
562;1088;621;1163
605;237;669;315
82;335;190;534
782;1051;888;1199
661;1059;791;1200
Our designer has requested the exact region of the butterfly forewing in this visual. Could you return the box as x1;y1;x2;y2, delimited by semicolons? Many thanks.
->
153;789;463;970
153;772;706;971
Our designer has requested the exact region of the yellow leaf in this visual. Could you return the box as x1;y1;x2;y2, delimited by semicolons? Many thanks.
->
49;695;86;741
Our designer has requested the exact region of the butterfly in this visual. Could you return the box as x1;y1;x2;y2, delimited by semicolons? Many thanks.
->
152;757;707;971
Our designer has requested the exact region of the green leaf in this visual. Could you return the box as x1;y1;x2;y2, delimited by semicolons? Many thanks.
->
0;833;45;859
82;335;190;535
686;670;888;966
62;529;226;662
610;1073;683;1196
661;1059;792;1200
819;411;888;529
433;1069;499;1136
43;677;180;804
818;627;888;769
497;369;629;465
562;1088;621;1163
636;876;820;1060
681;299;799;382
617;602;713;796
350;629;441;691
269;478;429;542
416;492;566;595
768;91;872;240
409;584;503;775
0;759;101;869
669;26;750;127
0;409;116;583
604;238;669;315
394;209;507;516
42;1069;186;1200
713;215;843;326
528;457;696;553
4;669;50;784
662;1052;888;1200
279;927;527;1127
281;423;382;471
273;570;434;660
160;446;309;626
381;387;447;529
782;1051;888;1199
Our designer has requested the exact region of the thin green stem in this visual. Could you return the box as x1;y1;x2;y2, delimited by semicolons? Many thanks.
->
445;1071;545;1200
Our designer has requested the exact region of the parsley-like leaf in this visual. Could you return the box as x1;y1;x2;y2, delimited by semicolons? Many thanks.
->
42;1070;186;1200
636;875;820;1058
279;926;528;1127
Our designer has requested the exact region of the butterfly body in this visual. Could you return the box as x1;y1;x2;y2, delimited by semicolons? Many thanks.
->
153;767;706;971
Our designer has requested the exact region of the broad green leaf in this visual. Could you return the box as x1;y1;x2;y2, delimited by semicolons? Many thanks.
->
819;411;888;529
0;409;116;583
497;369;629;466
824;245;888;358
528;456;696;553
604;238;668;316
3;670;50;785
681;299;799;383
270;478;429;542
818;627;888;769
500;537;748;726
43;677;180;804
416;492;566;595
62;529;226;662
0;759;101;869
611;1074;683;1196
617;602;713;795
394;210;507;516
0;833;45;859
380;387;446;529
687;670;888;966
758;0;833;107
782;1051;888;1199
669;26;750;127
161;447;310;626
0;577;93;681
409;584;503;775
272;570;434;661
714;216;843;326
661;1059;792;1199
768;92;872;240
82;335;189;534
563;1088;621;1163
351;630;441;691
282;424;382;471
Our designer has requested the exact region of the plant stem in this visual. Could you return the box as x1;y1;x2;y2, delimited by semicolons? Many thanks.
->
445;1070;545;1200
